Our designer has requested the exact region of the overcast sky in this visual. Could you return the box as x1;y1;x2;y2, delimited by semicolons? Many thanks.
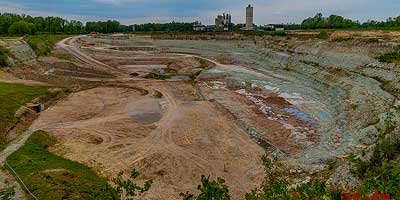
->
0;0;399;25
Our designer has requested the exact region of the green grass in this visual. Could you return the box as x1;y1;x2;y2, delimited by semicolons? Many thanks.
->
6;131;116;200
24;35;67;57
0;82;49;148
376;51;400;63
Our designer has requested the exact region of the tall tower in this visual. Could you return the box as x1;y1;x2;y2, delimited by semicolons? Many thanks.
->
246;4;254;31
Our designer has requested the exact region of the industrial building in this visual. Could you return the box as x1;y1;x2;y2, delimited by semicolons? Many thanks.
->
246;4;254;31
193;21;206;31
215;13;233;31
264;24;287;31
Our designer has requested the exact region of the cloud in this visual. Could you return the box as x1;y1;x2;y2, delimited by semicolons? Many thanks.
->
93;0;145;5
0;1;108;22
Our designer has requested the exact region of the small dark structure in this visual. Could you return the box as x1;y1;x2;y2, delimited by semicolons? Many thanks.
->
27;103;45;113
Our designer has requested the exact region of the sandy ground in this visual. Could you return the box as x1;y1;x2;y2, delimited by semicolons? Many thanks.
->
32;85;264;199
0;70;49;86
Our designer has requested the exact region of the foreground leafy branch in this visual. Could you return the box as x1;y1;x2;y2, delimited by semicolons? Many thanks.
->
180;175;230;200
110;169;153;200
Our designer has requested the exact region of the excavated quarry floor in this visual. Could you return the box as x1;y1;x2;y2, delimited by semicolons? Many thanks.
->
5;32;399;199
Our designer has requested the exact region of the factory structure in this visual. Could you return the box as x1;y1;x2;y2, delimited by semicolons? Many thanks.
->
246;4;254;31
193;4;270;32
215;13;233;31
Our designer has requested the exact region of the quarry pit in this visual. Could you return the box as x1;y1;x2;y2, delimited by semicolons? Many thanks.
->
1;32;400;199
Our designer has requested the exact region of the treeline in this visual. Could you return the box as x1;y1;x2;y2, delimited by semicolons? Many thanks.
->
134;22;193;32
0;13;86;35
0;12;195;36
85;20;133;33
2;12;400;36
288;13;400;30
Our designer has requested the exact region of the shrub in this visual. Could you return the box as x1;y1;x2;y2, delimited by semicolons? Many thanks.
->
0;47;9;67
318;31;329;39
180;175;230;200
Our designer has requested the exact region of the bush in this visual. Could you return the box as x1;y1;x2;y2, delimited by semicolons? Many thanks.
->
318;31;329;39
110;169;153;199
0;47;9;67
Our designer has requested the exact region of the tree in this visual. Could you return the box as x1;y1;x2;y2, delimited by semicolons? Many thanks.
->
396;16;400;26
180;175;231;200
110;169;153;200
8;21;33;35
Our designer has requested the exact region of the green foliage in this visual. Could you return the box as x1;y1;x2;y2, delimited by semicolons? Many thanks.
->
296;13;400;30
180;175;230;200
0;47;9;67
318;31;329;39
376;51;400;63
0;13;85;35
6;131;117;199
301;13;357;29
8;21;34;35
134;22;193;32
245;156;347;200
0;82;49;149
111;169;153;200
358;161;400;198
245;156;290;200
24;35;66;56
0;187;15;200
295;179;327;199
350;107;400;198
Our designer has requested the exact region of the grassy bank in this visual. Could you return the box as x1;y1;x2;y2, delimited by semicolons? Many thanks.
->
24;35;67;57
0;82;49;149
6;131;116;199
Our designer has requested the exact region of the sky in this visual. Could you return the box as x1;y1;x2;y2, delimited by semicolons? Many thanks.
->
0;0;399;25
